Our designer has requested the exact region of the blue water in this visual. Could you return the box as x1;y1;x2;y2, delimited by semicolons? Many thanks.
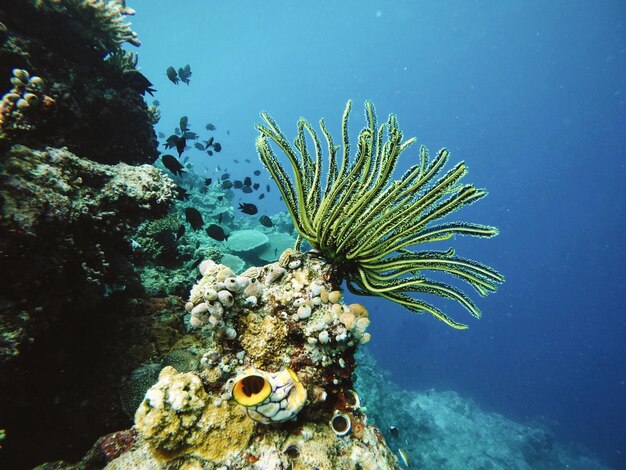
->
130;1;626;467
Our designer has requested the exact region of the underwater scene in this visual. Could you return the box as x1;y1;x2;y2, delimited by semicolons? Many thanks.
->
0;1;625;469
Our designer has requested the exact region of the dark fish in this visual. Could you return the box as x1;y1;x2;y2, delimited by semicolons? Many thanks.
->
194;142;204;151
174;127;181;136
176;224;185;240
389;426;399;438
259;215;273;227
204;136;214;149
190;258;203;269
174;186;189;201
205;224;227;241
266;184;271;192
178;64;192;85
182;156;189;163
222;180;233;189
242;186;252;194
180;116;188;132
162;154;185;176
165;134;179;148
233;180;243;189
252;183;260;190
218;212;222;223
258;193;265;200
239;203;258;215
233;159;239;163
175;137;186;157
245;158;251;163
227;130;230;135
184;131;198;140
206;123;216;131
126;70;155;96
217;195;223;201
166;66;178;84
243;176;252;186
207;150;214;156
158;131;165;138
185;207;204;230
204;177;212;185
253;170;261;176
153;100;160;106
213;142;222;152
221;173;230;180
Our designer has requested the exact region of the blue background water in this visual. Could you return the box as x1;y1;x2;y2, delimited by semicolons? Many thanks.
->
129;1;626;467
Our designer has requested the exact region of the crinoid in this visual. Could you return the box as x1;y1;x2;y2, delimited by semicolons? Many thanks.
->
255;101;503;329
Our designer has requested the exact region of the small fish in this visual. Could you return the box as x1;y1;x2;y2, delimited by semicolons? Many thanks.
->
176;224;185;240
162;154;185;176
221;173;230;180
204;136;215;149
207;150;214;156
245;158;251;163
175;136;186;157
222;180;233;189
217;195;223;201
266;184;271;192
205;224;228;241
252;183;260;190
178;64;192;85
258;193;265;200
259;215;273;227
233;180;243;189
243;176;252;186
165;134;179;148
242;186;252;193
174;186;189;201
194;142;204;151
182;156;189;163
184;131;198;140
174;128;181;136
180;116;189;132
213;142;222;152
233;159;239;163
190;258;203;269
389;426;399;438
166;66;178;84
239;202;258;215
227;129;230;135
204;177;212;186
206;123;216;131
158;131;165;138
253;170;261;176
185;207;204;230
218;213;222;223
398;448;411;467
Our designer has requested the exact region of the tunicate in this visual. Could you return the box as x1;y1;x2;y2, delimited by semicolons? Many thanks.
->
297;305;311;319
217;290;234;307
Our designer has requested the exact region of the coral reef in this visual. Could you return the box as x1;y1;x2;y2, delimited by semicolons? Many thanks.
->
0;1;158;164
355;351;611;470
33;0;140;51
0;145;175;363
92;251;395;468
0;68;55;139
